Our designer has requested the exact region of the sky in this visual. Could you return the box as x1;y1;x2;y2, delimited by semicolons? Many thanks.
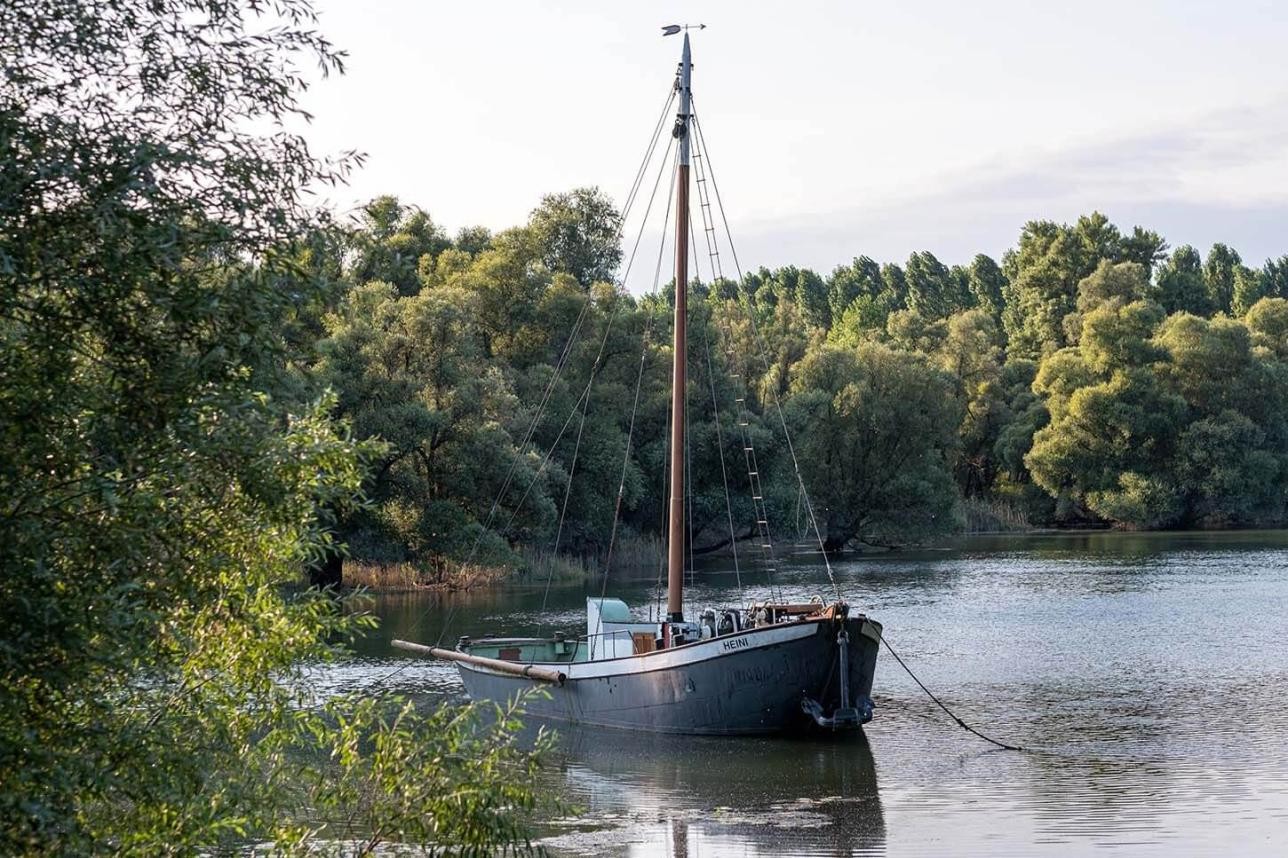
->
301;0;1288;285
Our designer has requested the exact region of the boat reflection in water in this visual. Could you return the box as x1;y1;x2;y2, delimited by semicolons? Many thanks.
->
535;724;885;856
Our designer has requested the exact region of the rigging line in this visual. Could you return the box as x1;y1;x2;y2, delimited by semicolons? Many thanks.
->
683;277;695;590
496;376;592;538
683;202;697;590
475;107;682;541
691;209;744;603
689;112;782;605
692;106;842;603
878;630;1027;753
540;390;588;613
451;94;673;562
439;130;681;658
394;289;593;663
464;92;673;550
456;294;593;569
620;87;677;234
364;93;680;696
451;86;674;558
499;134;681;545
595;144;679;656
432;311;603;652
619;133;677;289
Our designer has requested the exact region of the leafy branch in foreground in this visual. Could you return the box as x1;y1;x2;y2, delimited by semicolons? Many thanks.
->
0;0;547;853
302;692;558;857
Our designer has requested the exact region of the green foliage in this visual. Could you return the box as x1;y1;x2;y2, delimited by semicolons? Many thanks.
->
0;0;549;852
966;254;1008;321
785;344;961;549
827;255;884;323
1002;213;1168;359
323;187;1288;559
308;693;557;855
324;188;1288;545
1246;297;1288;358
1026;294;1288;527
1203;243;1242;313
527;187;623;287
1157;245;1211;316
935;310;1006;496
349;197;452;296
1232;264;1270;316
318;282;557;573
905;250;968;319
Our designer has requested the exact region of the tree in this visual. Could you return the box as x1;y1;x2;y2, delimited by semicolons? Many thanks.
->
1246;297;1288;359
1156;245;1211;316
1203;243;1242;314
349;196;451;296
527;187;623;287
1232;264;1270;316
1028;365;1186;527
827;255;884;324
880;262;909;309
934;310;1006;496
785;344;961;551
1026;292;1183;526
1265;256;1288;300
966;254;1008;321
318;283;558;570
1118;226;1169;276
905;250;966;319
0;0;546;852
1002;213;1166;359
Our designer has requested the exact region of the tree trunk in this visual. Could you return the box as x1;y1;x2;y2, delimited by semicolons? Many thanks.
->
307;546;343;589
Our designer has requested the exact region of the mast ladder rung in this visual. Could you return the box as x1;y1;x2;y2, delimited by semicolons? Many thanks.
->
757;519;769;525
752;495;762;500
748;470;758;476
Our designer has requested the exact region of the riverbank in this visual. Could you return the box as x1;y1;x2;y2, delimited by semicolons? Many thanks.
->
343;545;598;592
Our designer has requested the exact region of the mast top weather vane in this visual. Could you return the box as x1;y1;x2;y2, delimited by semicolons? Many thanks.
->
662;24;706;36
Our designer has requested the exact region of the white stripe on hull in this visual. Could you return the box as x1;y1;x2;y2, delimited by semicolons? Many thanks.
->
463;618;823;681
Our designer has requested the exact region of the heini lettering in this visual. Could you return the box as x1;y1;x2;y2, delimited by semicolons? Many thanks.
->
721;636;750;652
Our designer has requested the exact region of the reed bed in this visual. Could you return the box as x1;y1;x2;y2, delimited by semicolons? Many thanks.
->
343;561;509;592
960;496;1034;533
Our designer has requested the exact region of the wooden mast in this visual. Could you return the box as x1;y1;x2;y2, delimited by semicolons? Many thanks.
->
667;32;692;623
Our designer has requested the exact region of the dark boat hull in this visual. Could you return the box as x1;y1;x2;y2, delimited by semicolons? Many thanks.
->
459;616;880;735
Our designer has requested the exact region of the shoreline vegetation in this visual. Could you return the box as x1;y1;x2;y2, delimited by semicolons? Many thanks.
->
344;535;666;592
325;198;1288;587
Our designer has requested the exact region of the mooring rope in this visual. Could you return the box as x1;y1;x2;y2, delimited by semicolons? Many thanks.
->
877;629;1027;752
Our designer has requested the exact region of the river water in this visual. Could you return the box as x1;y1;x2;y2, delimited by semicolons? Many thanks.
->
335;531;1288;856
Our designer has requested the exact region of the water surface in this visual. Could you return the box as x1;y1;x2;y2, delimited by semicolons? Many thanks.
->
335;531;1288;856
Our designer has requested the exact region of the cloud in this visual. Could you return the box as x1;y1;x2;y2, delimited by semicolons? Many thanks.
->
733;96;1288;271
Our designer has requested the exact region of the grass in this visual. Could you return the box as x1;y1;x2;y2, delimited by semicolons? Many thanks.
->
342;561;509;593
960;496;1034;534
342;530;668;593
513;544;594;585
607;532;665;573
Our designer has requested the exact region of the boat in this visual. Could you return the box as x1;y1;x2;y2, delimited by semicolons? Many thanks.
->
393;26;881;735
